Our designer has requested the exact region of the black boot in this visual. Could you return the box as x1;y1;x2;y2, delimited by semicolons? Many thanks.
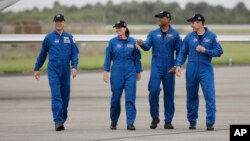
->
55;123;65;131
127;124;136;130
189;123;196;130
207;125;214;131
110;123;117;130
164;122;174;129
150;118;160;129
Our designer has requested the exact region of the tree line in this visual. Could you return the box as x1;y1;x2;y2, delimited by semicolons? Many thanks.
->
1;0;250;24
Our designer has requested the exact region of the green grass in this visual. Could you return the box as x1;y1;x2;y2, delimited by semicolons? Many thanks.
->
0;42;249;74
0;59;46;74
213;42;250;65
78;55;105;70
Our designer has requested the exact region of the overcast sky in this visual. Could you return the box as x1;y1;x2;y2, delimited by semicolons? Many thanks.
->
4;0;250;12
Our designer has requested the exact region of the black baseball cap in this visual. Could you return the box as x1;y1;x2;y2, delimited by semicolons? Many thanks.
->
154;11;171;19
113;20;127;28
53;14;65;22
187;14;205;23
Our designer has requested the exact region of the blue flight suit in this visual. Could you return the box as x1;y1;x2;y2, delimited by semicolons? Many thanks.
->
141;26;182;123
104;36;142;126
34;31;79;124
175;27;223;126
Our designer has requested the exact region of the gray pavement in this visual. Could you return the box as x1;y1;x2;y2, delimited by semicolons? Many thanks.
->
0;66;250;141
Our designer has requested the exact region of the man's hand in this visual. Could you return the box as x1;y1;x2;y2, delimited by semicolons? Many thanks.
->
103;71;109;83
168;66;176;74
196;45;206;53
136;39;144;46
175;66;182;77
34;71;40;80
136;73;141;81
72;68;77;79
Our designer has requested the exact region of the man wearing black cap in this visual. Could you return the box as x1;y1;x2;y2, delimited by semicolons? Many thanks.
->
175;13;223;131
34;14;79;131
137;11;182;129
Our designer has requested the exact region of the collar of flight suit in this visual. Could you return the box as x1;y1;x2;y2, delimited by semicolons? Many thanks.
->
53;30;66;37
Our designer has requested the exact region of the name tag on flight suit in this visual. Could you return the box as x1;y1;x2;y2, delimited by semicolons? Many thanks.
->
63;37;71;44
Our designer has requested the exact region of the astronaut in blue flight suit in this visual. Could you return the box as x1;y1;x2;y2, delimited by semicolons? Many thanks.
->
34;14;79;131
175;14;223;131
137;11;182;129
103;20;142;131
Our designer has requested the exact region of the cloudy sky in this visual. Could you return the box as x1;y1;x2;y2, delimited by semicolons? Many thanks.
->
4;0;250;12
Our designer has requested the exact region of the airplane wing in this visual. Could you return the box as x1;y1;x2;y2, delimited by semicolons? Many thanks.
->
0;34;250;43
0;0;20;11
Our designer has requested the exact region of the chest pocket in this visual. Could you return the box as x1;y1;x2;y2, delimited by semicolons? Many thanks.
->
164;37;175;48
63;43;71;51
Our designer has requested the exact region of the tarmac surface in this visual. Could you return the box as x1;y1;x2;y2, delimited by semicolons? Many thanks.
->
0;66;250;141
